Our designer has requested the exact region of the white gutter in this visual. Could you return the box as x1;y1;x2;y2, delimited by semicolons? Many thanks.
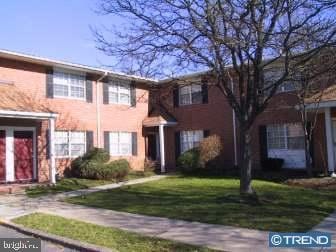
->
96;71;108;148
230;79;238;167
0;49;157;83
0;110;58;119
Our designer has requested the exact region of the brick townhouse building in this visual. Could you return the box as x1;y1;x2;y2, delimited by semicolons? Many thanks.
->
0;49;334;185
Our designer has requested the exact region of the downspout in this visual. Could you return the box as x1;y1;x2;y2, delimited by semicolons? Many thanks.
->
231;79;238;167
96;71;108;148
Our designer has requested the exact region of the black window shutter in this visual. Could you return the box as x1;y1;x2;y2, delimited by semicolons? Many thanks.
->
173;87;179;107
86;131;94;151
130;82;136;107
86;77;93;103
259;125;268;162
104;131;110;154
46;68;54;98
103;82;109;104
132;132;138;156
175;131;181;159
204;130;210;138
202;82;208;104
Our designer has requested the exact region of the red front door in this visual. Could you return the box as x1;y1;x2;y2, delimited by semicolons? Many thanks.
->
14;131;33;181
0;130;5;181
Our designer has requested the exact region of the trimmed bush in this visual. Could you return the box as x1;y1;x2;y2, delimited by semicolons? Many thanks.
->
199;135;222;168
96;159;130;181
75;160;100;179
74;159;130;181
82;148;110;163
71;148;110;177
261;158;284;171
177;148;200;173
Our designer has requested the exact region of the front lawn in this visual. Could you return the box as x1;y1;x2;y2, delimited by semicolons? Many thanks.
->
26;171;156;198
26;178;111;198
65;176;336;232
13;213;214;252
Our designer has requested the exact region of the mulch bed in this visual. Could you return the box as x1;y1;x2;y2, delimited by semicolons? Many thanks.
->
285;177;336;189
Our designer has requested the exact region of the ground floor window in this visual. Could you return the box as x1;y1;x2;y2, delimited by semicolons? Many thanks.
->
267;124;305;150
180;130;204;153
55;131;86;158
110;132;132;156
266;123;305;168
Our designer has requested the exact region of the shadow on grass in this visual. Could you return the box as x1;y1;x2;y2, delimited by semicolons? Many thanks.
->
65;175;336;232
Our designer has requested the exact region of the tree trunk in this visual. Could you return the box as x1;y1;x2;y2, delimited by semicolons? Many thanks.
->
239;126;254;195
305;135;313;177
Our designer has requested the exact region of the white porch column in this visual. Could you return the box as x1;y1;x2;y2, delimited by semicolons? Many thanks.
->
159;124;166;173
5;129;14;182
49;118;56;184
324;107;335;173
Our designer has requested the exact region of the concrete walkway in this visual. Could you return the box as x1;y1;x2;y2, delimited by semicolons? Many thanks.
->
0;175;335;252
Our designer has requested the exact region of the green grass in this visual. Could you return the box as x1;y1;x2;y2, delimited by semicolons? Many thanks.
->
65;176;336;232
26;171;156;198
13;213;214;252
26;178;111;198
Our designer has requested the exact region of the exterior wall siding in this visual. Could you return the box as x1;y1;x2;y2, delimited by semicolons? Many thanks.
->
0;58;149;180
157;83;236;170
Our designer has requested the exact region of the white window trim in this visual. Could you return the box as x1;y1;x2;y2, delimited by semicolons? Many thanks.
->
55;131;86;158
180;130;204;153
53;68;86;101
109;131;132;156
179;84;202;106
267;124;304;151
108;81;131;106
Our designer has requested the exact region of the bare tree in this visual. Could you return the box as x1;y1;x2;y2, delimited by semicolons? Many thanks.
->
94;0;336;195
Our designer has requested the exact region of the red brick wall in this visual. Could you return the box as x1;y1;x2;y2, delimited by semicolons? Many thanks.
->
157;83;236;170
0;58;150;180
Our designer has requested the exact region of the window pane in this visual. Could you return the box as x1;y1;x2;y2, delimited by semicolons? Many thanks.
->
267;125;286;149
180;130;204;153
109;132;131;156
119;84;130;94
55;131;69;157
110;143;119;155
191;92;202;104
288;137;305;149
54;84;69;97
71;144;85;156
70;86;85;98
120;93;130;104
55;144;69;156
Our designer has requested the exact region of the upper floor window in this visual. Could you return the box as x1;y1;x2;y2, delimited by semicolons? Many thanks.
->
55;131;86;158
180;130;204;153
53;70;86;99
267;124;304;150
108;81;131;105
179;84;203;106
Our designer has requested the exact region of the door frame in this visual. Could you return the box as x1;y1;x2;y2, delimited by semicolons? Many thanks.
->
0;126;36;182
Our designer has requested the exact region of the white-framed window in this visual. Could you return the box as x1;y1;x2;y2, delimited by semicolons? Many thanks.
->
55;131;86;158
53;70;86;99
267;124;304;150
110;132;132;156
108;80;131;105
179;84;202;106
180;130;204;153
264;70;297;94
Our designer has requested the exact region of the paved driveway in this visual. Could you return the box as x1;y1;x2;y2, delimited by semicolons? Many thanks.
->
0;225;78;252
